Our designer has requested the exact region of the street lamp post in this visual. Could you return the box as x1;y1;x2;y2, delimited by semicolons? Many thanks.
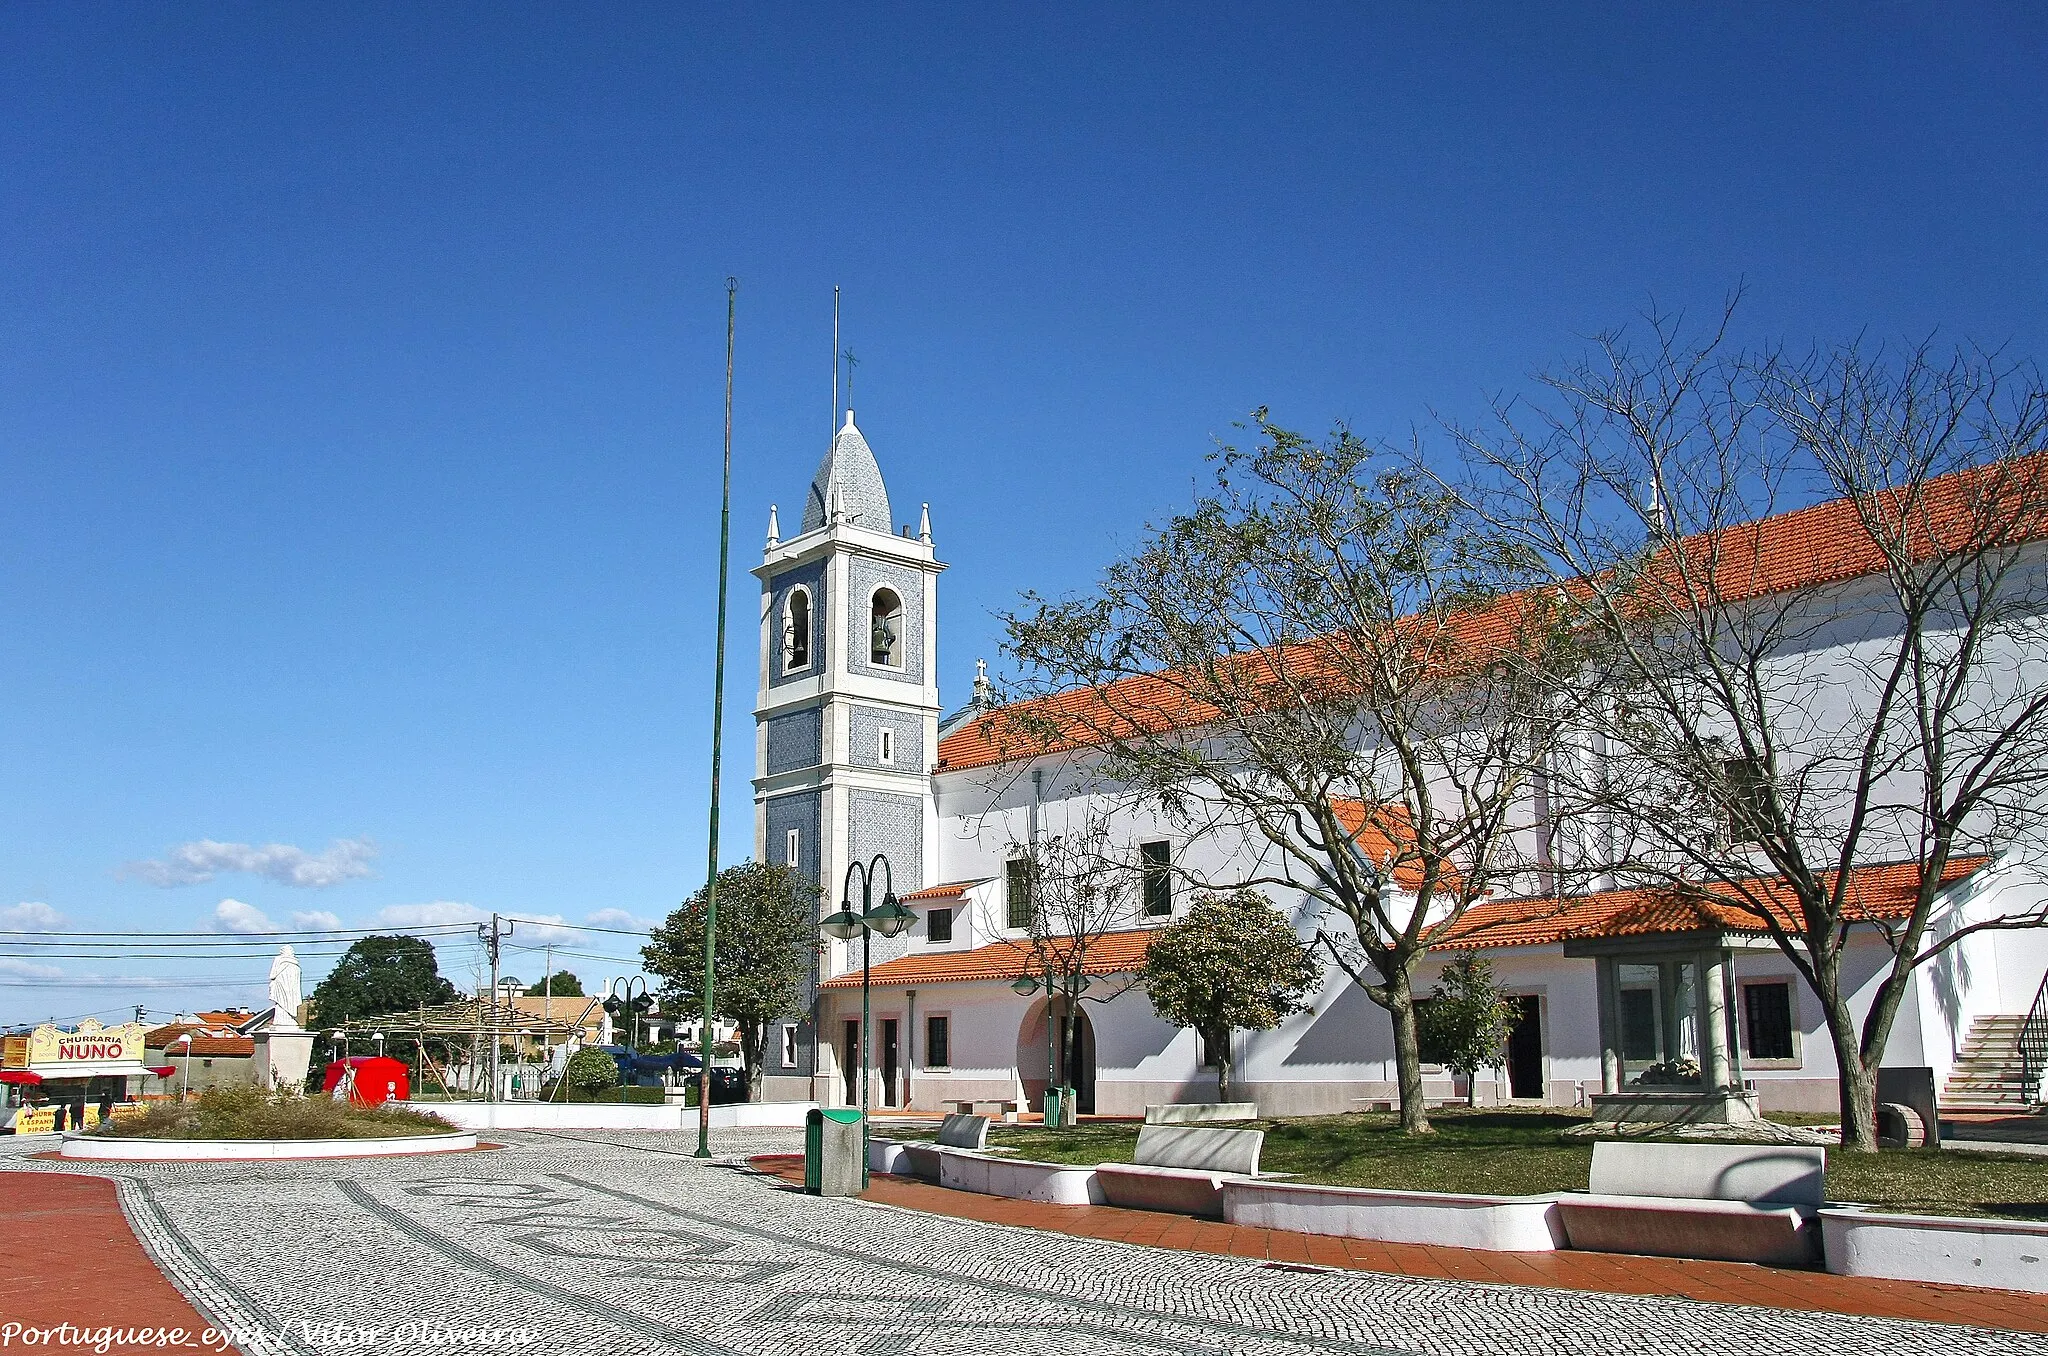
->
603;977;652;1104
171;1033;193;1100
819;854;915;1184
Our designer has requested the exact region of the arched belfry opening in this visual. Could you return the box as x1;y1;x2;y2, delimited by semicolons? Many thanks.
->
870;587;903;667
784;588;811;671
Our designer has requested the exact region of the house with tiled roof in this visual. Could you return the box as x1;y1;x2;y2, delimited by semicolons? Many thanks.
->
751;411;2048;1118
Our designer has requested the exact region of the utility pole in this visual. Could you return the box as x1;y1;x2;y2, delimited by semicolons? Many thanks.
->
479;915;514;1102
697;277;737;1159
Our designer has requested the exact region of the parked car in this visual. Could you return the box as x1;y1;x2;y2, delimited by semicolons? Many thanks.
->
595;1046;748;1103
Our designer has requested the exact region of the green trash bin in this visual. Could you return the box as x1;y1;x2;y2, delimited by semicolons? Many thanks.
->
1043;1086;1064;1129
804;1107;865;1196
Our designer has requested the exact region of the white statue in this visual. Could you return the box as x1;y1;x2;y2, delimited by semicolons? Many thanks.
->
268;945;303;1031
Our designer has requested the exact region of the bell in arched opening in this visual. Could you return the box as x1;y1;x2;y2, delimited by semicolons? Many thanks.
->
870;587;902;667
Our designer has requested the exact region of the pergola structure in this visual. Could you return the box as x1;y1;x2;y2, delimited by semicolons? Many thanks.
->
328;996;599;1099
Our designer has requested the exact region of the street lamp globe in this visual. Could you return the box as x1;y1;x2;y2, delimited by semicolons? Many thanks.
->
1011;975;1040;996
864;895;915;938
820;908;866;941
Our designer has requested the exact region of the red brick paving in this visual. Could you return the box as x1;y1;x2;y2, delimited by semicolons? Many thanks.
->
749;1153;2048;1335
0;1173;242;1353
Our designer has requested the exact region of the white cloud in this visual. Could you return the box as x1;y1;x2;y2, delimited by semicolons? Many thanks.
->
585;907;649;930
125;836;377;889
0;957;64;979
1;901;65;931
212;898;277;933
290;910;344;931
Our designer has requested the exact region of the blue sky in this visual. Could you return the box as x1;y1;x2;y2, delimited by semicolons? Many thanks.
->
4;4;2046;1024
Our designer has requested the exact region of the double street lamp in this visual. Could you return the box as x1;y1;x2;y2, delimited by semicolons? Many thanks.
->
820;854;915;1182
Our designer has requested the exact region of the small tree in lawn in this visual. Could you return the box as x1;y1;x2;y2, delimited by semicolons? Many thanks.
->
1140;890;1320;1102
1415;954;1517;1107
642;861;818;1099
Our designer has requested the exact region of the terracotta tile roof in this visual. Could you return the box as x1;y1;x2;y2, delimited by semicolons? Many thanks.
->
1329;801;1460;891
935;456;2048;775
819;929;1157;989
1433;857;1991;951
900;880;983;903
144;1023;255;1058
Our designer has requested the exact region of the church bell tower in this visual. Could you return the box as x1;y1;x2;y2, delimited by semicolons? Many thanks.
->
753;410;942;991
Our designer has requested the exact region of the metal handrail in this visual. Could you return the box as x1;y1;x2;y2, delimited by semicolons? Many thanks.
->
2020;970;2048;1108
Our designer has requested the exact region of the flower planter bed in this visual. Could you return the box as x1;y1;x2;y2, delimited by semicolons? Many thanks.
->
60;1129;478;1160
1222;1178;1564;1251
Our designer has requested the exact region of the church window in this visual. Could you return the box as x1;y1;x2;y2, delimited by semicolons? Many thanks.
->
1141;841;1173;916
786;827;801;868
1005;857;1035;930
878;728;895;765
870;587;903;667
784;588;812;672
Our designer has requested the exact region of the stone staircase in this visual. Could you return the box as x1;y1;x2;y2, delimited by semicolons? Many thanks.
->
1942;1014;2043;1111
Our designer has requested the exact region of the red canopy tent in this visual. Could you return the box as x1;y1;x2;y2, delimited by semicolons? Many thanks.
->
0;1071;41;1086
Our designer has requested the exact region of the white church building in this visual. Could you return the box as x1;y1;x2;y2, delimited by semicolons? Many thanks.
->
752;412;2048;1118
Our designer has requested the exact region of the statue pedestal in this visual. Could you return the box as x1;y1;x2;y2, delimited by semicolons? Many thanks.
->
254;1029;317;1093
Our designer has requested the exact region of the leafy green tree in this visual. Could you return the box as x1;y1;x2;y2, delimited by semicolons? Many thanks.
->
308;935;457;1026
524;970;583;997
1416;954;1517;1106
1140;890;1320;1102
642;861;819;1098
564;1046;619;1096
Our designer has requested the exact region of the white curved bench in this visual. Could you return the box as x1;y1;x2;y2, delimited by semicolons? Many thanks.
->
1557;1141;1826;1266
1095;1124;1266;1219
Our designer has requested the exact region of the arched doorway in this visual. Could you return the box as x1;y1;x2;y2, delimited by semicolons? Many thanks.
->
1014;996;1097;1115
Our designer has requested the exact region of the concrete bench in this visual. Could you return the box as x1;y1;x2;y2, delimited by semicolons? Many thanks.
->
1556;1141;1826;1266
1096;1124;1266;1219
1144;1102;1258;1124
950;1099;1020;1123
897;1114;992;1181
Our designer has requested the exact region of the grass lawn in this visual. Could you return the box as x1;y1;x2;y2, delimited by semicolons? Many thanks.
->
983;1108;2048;1220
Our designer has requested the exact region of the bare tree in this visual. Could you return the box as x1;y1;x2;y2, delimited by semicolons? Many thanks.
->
1009;818;1140;1123
1452;308;2048;1150
996;415;1584;1134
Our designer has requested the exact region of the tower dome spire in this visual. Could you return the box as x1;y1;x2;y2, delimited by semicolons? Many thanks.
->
801;409;891;533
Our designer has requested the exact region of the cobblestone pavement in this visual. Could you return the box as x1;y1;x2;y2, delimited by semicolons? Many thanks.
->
3;1129;2040;1356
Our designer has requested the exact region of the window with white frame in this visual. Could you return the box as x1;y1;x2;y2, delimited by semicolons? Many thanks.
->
878;727;895;765
925;1014;950;1069
786;827;800;868
780;1024;799;1068
1740;979;1800;1065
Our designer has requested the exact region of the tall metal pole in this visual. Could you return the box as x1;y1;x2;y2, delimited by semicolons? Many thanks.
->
696;278;737;1159
860;871;873;1187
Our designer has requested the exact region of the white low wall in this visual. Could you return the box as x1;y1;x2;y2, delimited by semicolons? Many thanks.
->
1223;1179;1564;1251
399;1100;817;1131
1821;1208;2048;1293
939;1150;1104;1205
59;1130;477;1161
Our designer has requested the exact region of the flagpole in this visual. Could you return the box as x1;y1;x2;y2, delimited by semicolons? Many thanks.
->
696;278;737;1159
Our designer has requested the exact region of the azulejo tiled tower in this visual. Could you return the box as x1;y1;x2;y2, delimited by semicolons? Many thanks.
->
751;411;942;1091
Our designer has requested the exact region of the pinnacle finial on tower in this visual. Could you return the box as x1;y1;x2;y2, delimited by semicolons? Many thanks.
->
766;504;780;548
919;502;931;544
